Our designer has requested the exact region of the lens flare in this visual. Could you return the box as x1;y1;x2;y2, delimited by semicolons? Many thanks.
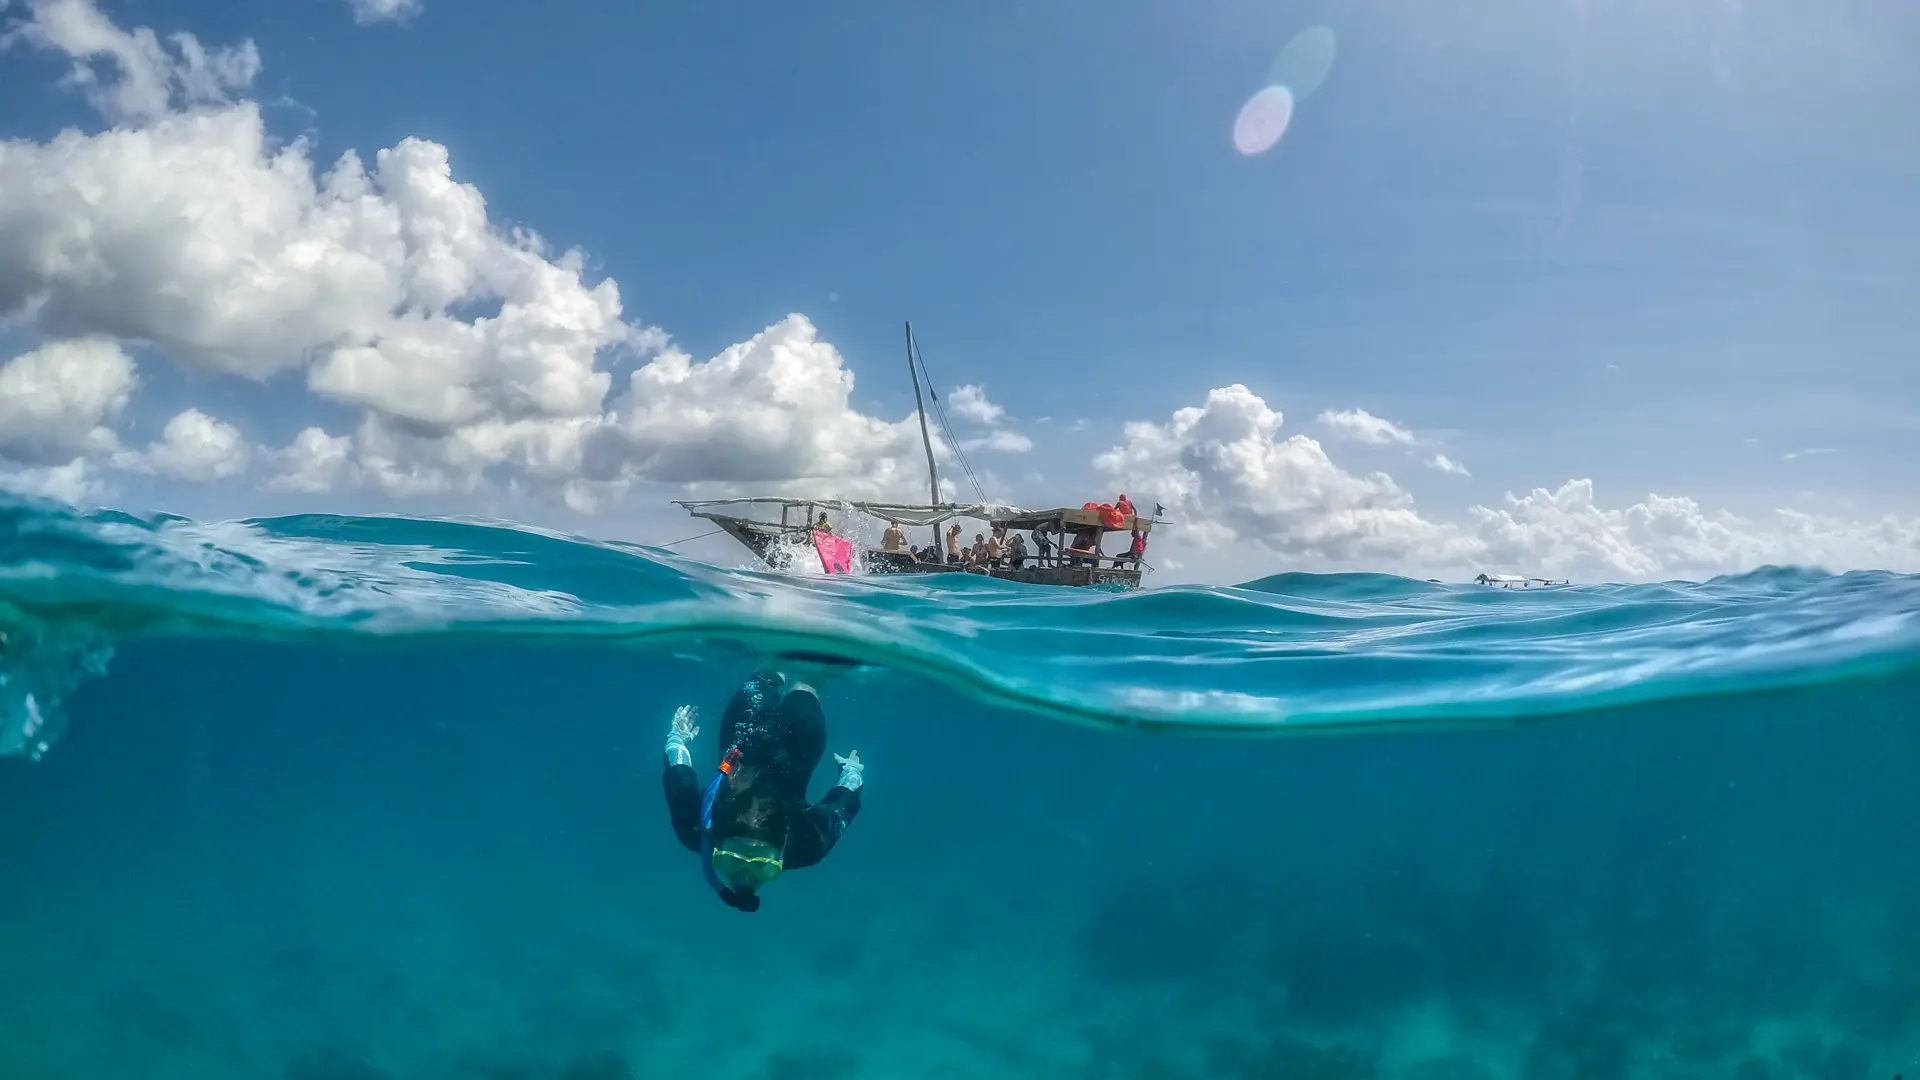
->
1269;26;1337;102
1232;84;1294;156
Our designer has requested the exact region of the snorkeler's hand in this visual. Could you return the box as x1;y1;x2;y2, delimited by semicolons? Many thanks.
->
664;705;699;767
833;750;864;792
670;704;700;740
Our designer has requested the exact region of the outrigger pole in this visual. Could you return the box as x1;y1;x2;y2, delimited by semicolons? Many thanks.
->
906;321;942;552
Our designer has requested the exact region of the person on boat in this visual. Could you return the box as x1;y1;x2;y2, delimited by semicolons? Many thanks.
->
986;529;1004;568
661;671;865;913
946;523;963;565
1005;531;1028;568
1115;493;1136;521
1031;522;1055;567
882;520;906;552
814;512;833;534
1111;528;1147;568
1068;526;1100;565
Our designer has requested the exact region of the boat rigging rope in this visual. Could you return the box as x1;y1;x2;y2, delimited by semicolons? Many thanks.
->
909;336;989;503
657;528;724;549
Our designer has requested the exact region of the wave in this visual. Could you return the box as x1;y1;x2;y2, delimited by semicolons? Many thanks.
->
3;493;1918;756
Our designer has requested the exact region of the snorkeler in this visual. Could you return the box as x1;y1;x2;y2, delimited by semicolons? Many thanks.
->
661;670;865;912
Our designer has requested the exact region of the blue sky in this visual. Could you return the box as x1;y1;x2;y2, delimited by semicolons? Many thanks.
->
1;0;1916;580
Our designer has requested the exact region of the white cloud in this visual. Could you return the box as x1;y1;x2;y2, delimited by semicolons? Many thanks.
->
1428;453;1471;477
266;427;358;494
1317;407;1417;446
117;408;248;482
961;430;1034;454
344;0;422;25
948;384;1006;426
1;1;952;513
0;456;103;504
3;0;260;125
1096;384;1468;563
944;383;1033;458
243;314;949;504
592;313;940;498
1099;385;1920;580
0;104;643;419
1466;481;1920;579
0;337;135;462
1781;447;1838;461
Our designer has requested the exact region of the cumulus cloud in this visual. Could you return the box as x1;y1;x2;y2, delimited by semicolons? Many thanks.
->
247;314;948;503
0;0;961;511
3;0;260;124
0;105;641;415
1095;384;1468;562
1319;406;1474;480
962;430;1035;454
0;338;135;462
344;0;422;25
592;313;940;496
0;456;103;505
266;427;359;494
117;408;249;482
948;384;1005;426
1318;407;1417;446
943;383;1030;454
1467;481;1920;579
1099;385;1920;580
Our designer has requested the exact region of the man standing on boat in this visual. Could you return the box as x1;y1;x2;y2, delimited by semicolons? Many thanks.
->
882;520;907;553
660;671;865;913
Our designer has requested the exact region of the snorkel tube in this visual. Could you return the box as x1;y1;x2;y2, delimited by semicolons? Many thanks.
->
699;747;756;909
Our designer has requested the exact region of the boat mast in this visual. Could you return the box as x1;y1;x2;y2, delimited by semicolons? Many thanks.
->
906;320;942;551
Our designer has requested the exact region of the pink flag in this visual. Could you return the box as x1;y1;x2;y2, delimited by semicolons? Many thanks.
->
813;531;854;575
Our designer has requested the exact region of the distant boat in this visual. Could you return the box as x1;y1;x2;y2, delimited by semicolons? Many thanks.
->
1473;573;1571;588
673;321;1162;589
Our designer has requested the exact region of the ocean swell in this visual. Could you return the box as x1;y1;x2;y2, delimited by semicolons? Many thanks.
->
2;494;1918;757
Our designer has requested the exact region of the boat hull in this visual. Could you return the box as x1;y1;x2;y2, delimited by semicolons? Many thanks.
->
867;553;1142;588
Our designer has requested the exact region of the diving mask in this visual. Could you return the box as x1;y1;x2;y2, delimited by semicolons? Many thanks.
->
712;836;785;893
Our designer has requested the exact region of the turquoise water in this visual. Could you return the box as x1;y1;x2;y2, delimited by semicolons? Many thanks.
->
3;493;1917;1079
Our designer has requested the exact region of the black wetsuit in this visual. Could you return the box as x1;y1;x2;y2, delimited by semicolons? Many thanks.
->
663;672;862;911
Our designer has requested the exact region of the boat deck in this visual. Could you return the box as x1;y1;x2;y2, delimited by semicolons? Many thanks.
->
691;511;1145;588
